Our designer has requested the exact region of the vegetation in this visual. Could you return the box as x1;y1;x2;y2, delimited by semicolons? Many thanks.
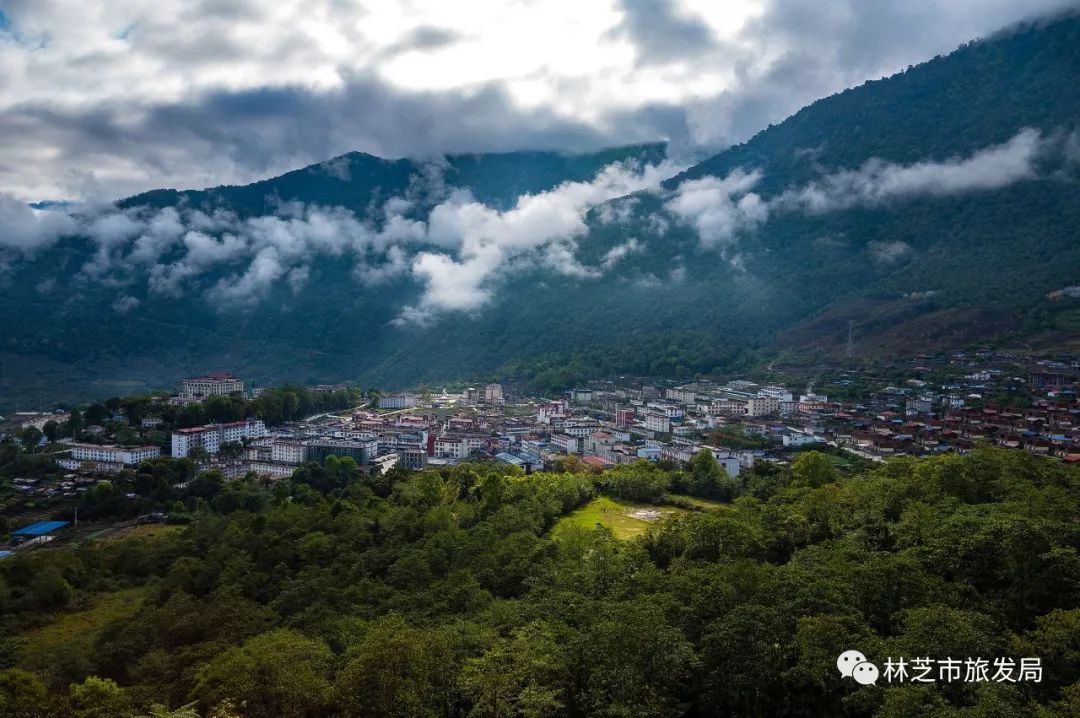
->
5;16;1080;406
0;448;1078;716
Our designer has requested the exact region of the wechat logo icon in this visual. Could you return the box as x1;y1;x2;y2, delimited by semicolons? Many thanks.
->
838;650;879;685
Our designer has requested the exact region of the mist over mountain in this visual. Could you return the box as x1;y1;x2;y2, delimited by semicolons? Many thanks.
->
2;12;1080;406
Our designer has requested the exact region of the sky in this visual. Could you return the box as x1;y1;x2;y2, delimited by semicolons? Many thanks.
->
1;0;1076;202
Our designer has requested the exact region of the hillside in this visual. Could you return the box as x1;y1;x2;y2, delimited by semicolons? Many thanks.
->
2;450;1080;716
2;14;1080;406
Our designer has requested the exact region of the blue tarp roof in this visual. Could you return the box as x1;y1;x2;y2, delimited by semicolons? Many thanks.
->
12;520;69;536
0;550;13;560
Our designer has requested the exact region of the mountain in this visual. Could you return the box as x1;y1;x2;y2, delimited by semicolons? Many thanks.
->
2;13;1080;407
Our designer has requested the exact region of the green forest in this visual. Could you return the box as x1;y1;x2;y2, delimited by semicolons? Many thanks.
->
2;448;1079;717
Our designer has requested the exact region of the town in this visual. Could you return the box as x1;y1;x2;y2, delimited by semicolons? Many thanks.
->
2;349;1080;541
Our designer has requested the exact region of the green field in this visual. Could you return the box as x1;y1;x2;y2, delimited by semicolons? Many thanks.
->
18;587;147;677
671;495;732;511
553;496;690;539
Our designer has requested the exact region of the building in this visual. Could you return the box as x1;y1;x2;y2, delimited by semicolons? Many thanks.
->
399;448;428;470
570;388;593;404
434;433;486;459
305;437;377;464
759;386;794;402
746;396;780;417
615;408;636;427
68;443;161;466
171;419;267;458
483;383;504;404
645;412;672;433
709;399;748;416
550;433;580;454
782;432;822;448
180;373;244;398
271;440;307;465
666;388;696;404
379;392;418;410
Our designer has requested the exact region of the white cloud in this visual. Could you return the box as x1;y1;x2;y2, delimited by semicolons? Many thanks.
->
664;169;768;247
867;240;913;267
668;127;1066;251
397;156;681;322
776;127;1046;211
1;0;1074;200
112;294;141;314
0;193;76;252
601;237;643;268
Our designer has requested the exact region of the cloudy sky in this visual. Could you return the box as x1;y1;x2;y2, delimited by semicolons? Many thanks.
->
0;0;1075;202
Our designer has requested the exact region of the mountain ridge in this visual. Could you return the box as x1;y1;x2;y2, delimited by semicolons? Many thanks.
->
2;14;1080;407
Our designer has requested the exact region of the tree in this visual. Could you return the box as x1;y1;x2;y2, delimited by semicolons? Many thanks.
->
335;617;452;718
66;408;84;437
29;567;73;610
218;442;244;461
187;446;209;463
0;668;51;718
792;451;839;489
84;404;108;427
69;676;131;718
19;427;42;453
190;629;334;718
42;421;60;443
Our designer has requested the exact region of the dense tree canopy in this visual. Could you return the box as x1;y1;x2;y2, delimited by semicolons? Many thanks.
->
1;448;1079;716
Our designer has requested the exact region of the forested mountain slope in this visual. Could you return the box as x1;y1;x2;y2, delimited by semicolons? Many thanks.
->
2;449;1079;716
2;15;1080;406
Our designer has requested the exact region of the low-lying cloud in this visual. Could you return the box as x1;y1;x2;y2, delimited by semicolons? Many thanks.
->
666;127;1074;251
7;156;681;319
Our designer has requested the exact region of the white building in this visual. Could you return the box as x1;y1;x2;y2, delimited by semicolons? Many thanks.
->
709;399;747;416
171;419;267;458
782;432;822;448
180;373;244;398
434;434;485;459
747;396;779;417
550;434;580;454
379;392;418;410
644;412;672;433
666;388;696;404
646;403;684;420
271;440;307;465
70;443;161;466
759;386;794;402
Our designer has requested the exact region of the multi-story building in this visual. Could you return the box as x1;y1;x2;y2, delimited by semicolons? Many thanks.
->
759;386;794;402
645;412;672;433
550;433;580;454
563;421;600;439
180;373;244;398
615;408;636;427
434;433;486;459
484;383;504;404
271;440;307;465
171;419;267;458
399;448;428;470
646;403;684;421
69;443;161;466
304;437;377;464
709;399;747;416
666;388;696;404
379;392;418;410
747;396;780;417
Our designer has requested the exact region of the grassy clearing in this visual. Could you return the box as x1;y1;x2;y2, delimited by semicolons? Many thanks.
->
18;586;147;674
101;523;184;542
671;495;732;511
554;496;690;540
